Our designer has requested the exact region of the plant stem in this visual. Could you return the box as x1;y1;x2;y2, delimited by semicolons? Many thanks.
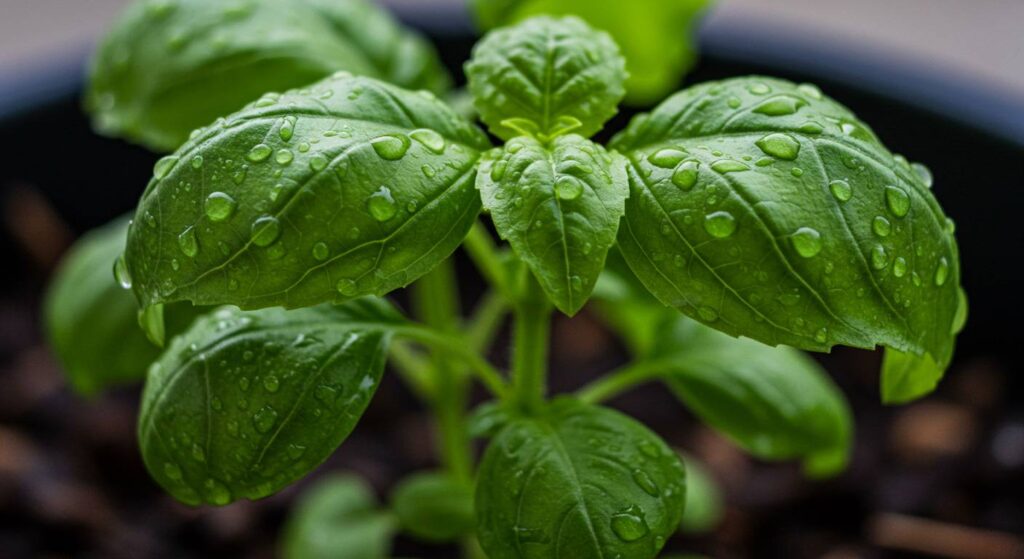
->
463;222;509;296
465;289;508;355
392;326;509;398
511;275;551;412
576;361;662;404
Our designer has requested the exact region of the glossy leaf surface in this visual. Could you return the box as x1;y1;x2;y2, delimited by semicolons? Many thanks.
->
391;471;475;542
477;135;628;315
476;399;685;559
471;0;709;104
44;217;200;395
466;16;626;140
87;0;450;151
125;74;490;312
138;299;401;505
281;473;394;559
612;76;962;392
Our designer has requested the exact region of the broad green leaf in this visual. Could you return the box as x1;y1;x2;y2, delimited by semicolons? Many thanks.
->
477;134;628;315
87;0;450;151
125;74;490;314
659;319;852;476
471;0;710;105
390;471;475;542
44;217;200;395
595;262;853;476
282;473;395;559
465;16;626;141
476;399;685;559
678;453;723;534
611;76;962;396
138;299;402;506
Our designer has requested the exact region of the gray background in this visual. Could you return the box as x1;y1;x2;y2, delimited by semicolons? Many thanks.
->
1;0;1022;102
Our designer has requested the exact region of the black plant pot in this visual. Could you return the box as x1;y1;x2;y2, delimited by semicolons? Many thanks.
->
1;4;1022;558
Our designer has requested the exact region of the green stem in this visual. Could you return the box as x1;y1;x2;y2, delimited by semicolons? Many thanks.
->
576;361;662;405
465;289;509;355
463;221;509;296
393;326;510;399
388;342;433;398
511;275;551;412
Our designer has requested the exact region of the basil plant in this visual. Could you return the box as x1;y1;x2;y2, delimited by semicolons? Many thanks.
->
46;1;965;558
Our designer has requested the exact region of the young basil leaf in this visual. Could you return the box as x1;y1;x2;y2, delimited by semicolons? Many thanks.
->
611;76;962;396
125;74;490;314
281;473;395;559
678;452;724;534
138;298;403;506
470;0;710;105
44;217;201;395
658;318;852;477
477;134;628;315
476;399;685;559
465;15;626;141
390;471;475;542
88;0;450;151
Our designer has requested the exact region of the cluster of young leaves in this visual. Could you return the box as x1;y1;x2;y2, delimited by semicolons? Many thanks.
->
471;0;712;104
87;0;450;151
48;4;968;558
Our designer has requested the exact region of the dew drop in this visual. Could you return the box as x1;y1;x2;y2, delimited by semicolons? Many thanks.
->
829;179;852;202
755;133;800;160
312;242;329;261
885;186;911;217
490;159;507;181
410;129;446;153
671;160;699;190
555;176;584;200
697;306;719;322
791;227;822;257
153;155;179;179
113;253;132;289
752;95;806;116
336;279;358;296
204;192;237;222
710;159;749;173
934;257;950;286
366;187;398;221
647;148;687;169
610;506;649;542
309;154;329;172
253;404;278;433
815;327;828;344
747;82;771;95
727;96;741;108
164;462;183;481
247;143;272;162
263;375;280;393
911;162;933;188
250;216;280;247
703;211;737;238
371;134;411;160
275;149;294;165
893;256;908;278
871;244;889;270
204;479;232;506
191;155;204;169
632;470;659;497
177;226;198;257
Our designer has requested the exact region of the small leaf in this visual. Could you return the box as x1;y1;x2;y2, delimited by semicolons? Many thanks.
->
466;15;626;141
881;347;943;405
678;453;724;534
477;134;628;315
390;471;475;542
476;399;684;559
87;0;450;151
125;74;490;312
44;217;200;395
281;473;394;559
470;0;711;104
612;76;962;394
138;299;403;506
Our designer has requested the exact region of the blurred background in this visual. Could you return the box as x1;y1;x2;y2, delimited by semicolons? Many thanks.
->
0;1;1022;558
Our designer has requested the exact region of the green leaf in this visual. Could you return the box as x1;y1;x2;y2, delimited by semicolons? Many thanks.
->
138;298;402;506
659;319;852;476
678;453;723;534
477;134;628;315
390;471;475;542
44;217;201;395
465;15;626;141
612;76;962;393
476;399;685;559
87;0;450;151
125;73;490;313
282;473;395;559
470;0;710;105
592;250;677;358
880;347;943;405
